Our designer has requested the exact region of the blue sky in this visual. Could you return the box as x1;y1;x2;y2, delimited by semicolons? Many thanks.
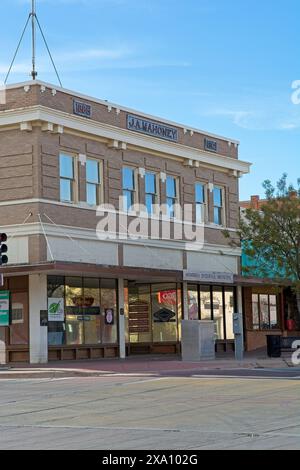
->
0;0;299;200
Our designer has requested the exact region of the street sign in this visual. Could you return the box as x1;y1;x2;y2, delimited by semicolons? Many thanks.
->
0;291;10;326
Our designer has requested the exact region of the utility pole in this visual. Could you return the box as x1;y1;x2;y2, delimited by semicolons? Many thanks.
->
31;0;37;80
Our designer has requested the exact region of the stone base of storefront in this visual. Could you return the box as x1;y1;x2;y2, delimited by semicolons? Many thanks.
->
48;344;120;361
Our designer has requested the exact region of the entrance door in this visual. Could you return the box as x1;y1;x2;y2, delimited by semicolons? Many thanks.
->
10;292;29;345
128;286;152;345
127;283;180;354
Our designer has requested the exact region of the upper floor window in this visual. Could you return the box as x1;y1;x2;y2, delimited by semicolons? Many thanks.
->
122;167;136;211
145;172;158;214
166;176;179;218
252;294;279;330
213;186;224;225
86;159;101;206
195;183;207;223
60;154;75;203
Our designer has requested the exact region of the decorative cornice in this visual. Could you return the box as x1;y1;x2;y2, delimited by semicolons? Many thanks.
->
4;80;240;144
0;104;251;174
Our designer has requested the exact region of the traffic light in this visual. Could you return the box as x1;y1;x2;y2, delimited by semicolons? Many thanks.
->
0;233;8;265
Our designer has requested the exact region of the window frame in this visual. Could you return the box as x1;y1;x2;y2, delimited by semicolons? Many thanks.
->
86;158;103;206
122;167;138;212
212;185;226;226
195;182;208;224
251;293;280;331
166;175;180;219
59;153;78;203
187;284;237;340
145;171;159;215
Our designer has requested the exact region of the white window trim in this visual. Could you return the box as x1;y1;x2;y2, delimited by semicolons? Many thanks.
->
86;157;103;207
59;152;78;204
212;185;226;227
122;166;139;212
165;175;180;219
195;181;209;224
144;171;160;216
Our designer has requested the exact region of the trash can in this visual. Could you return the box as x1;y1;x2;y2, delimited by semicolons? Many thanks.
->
266;335;282;358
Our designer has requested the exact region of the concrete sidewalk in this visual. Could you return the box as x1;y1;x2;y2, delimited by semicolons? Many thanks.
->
0;351;299;380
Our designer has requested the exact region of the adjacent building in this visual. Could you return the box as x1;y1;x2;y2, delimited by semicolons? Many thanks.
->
239;195;300;351
0;80;251;363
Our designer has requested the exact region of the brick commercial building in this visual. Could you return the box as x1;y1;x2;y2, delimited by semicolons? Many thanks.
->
0;80;251;363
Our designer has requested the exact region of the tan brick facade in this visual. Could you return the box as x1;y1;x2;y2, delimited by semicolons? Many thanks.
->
0;81;247;268
0;81;251;363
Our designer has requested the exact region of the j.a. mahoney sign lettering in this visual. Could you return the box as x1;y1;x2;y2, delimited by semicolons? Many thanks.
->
127;114;178;142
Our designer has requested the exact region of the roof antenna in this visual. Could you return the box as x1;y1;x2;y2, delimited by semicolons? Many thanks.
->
4;0;62;87
31;0;37;80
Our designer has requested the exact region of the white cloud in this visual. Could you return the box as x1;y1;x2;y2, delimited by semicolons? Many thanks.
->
202;99;300;132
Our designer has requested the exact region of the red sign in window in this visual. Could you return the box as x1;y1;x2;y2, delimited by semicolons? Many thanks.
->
157;290;177;306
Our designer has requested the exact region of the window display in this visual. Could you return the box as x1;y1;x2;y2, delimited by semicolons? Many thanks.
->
47;276;117;346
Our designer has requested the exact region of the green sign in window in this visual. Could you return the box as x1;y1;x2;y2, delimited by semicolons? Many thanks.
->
0;291;10;326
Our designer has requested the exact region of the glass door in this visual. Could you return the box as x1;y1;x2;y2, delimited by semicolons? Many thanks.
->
128;285;152;344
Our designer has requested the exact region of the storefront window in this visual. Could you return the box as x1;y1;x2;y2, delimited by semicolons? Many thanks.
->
260;295;269;329
252;294;260;330
101;279;118;344
188;285;236;341
270;295;278;328
224;288;235;340
200;286;212;320
251;293;279;330
213;287;224;340
48;276;65;346
177;285;182;341
152;284;178;342
47;276;118;346
188;285;199;320
83;278;101;345
124;282;129;343
65;277;84;345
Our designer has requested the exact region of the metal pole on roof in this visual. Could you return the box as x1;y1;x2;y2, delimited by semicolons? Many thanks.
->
31;0;38;80
4;0;62;86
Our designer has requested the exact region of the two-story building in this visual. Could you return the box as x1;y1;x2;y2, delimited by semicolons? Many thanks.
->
0;80;251;364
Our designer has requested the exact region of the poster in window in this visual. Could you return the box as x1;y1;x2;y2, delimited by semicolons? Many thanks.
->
105;309;114;326
48;298;65;322
0;291;10;326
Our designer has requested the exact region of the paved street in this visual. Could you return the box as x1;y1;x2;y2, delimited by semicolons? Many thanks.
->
0;370;300;450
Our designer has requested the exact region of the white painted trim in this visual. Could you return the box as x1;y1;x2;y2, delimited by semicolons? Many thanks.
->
0;105;251;174
1;222;242;256
5;80;240;145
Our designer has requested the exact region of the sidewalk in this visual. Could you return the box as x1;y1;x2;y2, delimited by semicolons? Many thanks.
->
0;350;299;380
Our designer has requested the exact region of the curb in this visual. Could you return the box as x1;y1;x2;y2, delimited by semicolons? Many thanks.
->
0;362;299;380
0;369;107;380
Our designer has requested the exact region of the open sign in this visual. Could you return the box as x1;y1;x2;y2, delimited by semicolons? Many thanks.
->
157;290;177;306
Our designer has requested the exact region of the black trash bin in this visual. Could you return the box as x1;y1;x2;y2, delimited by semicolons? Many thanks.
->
266;335;282;358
